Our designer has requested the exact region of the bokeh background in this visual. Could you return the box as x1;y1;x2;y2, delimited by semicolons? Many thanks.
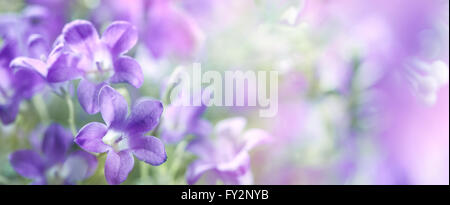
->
1;0;448;185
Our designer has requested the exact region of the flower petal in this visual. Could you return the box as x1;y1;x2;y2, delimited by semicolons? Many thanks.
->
62;20;100;56
99;85;128;128
110;56;143;88
101;21;138;55
186;137;215;161
0;40;17;68
214;117;247;139
186;160;215;185
129;135;167;166
10;57;47;77
145;3;202;58
74;151;99;178
42;123;73;165
47;53;83;83
0;101;19;125
12;69;46;99
161;129;184;144
75;122;110;153
104;150;134;185
62;150;98;183
9;150;45;179
27;34;50;60
191;119;213;138
241;129;270;152
125;100;163;134
216;151;250;175
220;168;254;185
77;79;107;114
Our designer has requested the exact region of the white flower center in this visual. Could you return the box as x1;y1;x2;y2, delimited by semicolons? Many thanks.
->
85;47;114;83
102;130;129;152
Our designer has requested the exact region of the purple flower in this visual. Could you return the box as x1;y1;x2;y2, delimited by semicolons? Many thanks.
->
144;0;203;59
1;33;70;124
371;73;449;184
160;90;211;144
0;65;46;124
9;124;98;184
186;117;269;185
47;20;143;114
26;0;72;42
0;5;61;67
92;0;203;59
75;85;167;184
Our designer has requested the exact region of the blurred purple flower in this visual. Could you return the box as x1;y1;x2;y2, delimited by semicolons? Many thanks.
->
0;5;74;124
0;33;76;124
46;20;143;114
9;123;98;184
75;85;166;184
372;74;449;185
160;89;211;144
186;117;269;185
26;0;72;42
92;0;203;59
144;0;203;59
0;65;46;124
0;5;56;68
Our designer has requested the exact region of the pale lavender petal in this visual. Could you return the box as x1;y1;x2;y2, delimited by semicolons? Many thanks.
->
161;130;184;144
27;34;50;59
214;117;247;139
10;57;47;77
101;21;138;55
73;150;98;178
110;56;143;88
186;160;215;185
186;138;215;161
145;2;202;58
241;129;270;152
125;100;163;134
31;177;47;185
0;66;12;89
77;79;107;114
62;150;98;183
216;151;250;176
62;20;100;57
162;103;209;143
47;53;83;83
75;122;110;153
129;135;167;166
104;150;134;185
9;150;45;179
220;168;253;185
191;119;213;138
42;123;73;165
99;85;128;128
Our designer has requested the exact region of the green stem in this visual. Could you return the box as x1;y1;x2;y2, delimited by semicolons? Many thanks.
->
65;94;77;136
169;140;187;183
32;94;50;123
139;161;150;184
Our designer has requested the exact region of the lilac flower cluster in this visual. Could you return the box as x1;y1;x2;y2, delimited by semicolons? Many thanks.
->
1;1;269;185
1;15;169;184
8;0;446;186
10;124;97;184
186;117;269;185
